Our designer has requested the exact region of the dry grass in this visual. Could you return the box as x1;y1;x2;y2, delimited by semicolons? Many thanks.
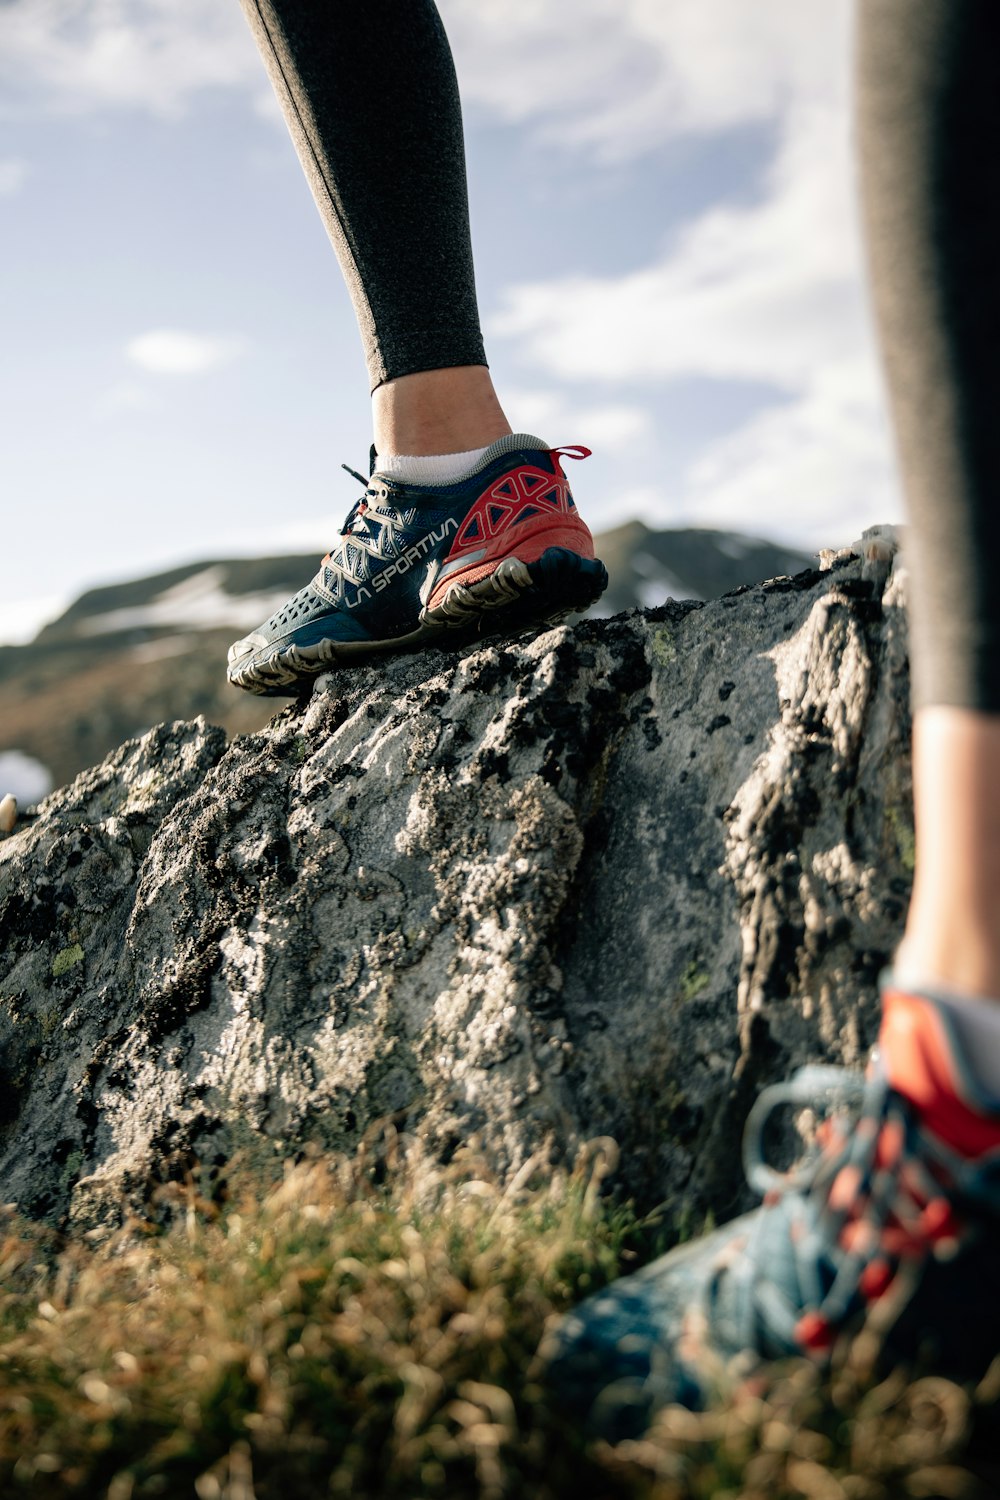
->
0;1134;996;1500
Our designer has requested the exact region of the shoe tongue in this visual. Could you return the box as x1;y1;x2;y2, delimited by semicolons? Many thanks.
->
880;988;1000;1156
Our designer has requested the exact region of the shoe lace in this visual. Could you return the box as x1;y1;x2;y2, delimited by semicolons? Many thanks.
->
733;1064;976;1352
329;462;403;568
741;1066;867;1196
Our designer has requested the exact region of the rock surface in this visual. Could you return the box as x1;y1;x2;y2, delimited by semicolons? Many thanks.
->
0;550;913;1230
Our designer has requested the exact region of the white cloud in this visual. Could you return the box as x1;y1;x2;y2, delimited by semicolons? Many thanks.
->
490;100;866;391
441;0;851;161
507;389;649;451
0;0;259;117
0;158;29;194
126;329;246;375
683;361;902;549
252;86;286;125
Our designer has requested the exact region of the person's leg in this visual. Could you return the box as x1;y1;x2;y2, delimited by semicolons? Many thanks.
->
540;0;1000;1436
229;0;606;694
240;0;512;459
857;0;1000;1000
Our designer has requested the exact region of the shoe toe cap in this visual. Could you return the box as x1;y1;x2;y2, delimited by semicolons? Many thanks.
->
227;631;269;664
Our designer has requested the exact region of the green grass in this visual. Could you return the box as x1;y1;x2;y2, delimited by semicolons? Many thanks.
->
0;1138;996;1499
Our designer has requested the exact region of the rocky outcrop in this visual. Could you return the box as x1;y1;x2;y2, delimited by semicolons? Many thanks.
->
0;550;913;1230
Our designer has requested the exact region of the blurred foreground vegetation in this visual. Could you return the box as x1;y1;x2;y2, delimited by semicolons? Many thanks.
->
0;1134;997;1500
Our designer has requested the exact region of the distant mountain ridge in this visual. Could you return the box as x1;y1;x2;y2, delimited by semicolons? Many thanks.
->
591;521;810;616
34;554;322;644
0;525;813;796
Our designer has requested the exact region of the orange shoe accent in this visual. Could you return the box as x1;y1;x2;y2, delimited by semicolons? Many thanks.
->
880;989;1000;1158
858;1256;894;1300
828;1163;863;1212
794;1310;835;1353
426;459;596;611
426;516;596;608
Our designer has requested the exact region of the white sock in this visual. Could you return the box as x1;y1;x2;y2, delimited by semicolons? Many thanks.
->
374;445;492;485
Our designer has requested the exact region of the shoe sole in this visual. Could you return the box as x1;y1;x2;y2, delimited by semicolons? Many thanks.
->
227;546;609;696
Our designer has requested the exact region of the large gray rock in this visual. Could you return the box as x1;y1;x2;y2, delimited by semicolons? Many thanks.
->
0;550;913;1229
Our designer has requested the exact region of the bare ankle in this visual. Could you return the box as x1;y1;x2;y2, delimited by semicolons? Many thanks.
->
372;366;512;457
901;707;1000;1001
895;934;1000;1001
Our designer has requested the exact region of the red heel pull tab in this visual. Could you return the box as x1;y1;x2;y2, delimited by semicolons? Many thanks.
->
550;445;592;462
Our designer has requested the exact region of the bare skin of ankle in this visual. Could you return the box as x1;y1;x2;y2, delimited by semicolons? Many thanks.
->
897;707;1000;999
372;366;512;458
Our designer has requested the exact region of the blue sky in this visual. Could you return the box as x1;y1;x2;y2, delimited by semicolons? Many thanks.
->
0;0;903;646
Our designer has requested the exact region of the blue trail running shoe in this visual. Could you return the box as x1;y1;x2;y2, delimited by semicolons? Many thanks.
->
540;984;1000;1442
227;433;608;695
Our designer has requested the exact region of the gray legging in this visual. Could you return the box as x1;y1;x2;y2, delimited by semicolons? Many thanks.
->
240;0;1000;715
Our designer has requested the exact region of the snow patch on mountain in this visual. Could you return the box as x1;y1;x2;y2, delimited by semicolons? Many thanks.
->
79;566;291;636
632;550;701;606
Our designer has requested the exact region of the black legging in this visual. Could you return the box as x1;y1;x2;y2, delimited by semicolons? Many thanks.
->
859;0;1000;712
241;0;1000;714
238;0;485;392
